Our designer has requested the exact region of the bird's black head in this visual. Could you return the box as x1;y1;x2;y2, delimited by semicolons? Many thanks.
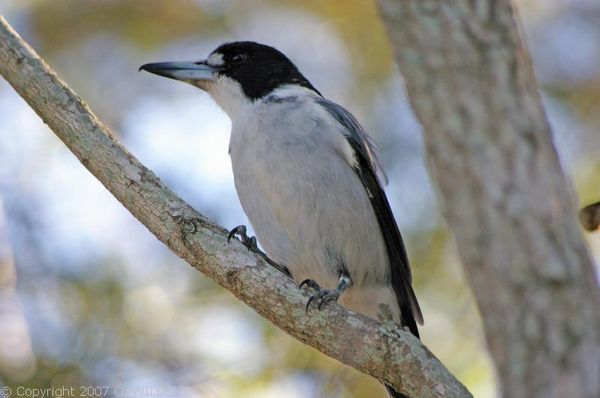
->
140;41;320;108
208;41;320;100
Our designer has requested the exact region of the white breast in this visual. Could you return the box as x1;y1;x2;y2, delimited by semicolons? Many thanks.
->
227;86;398;320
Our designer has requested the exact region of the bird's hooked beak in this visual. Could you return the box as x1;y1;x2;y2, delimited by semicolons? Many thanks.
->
139;60;218;87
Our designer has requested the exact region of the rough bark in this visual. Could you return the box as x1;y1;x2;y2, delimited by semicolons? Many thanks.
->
377;1;600;397
0;17;472;398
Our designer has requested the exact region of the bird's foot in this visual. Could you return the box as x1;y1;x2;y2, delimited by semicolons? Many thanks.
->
227;224;292;278
299;275;351;313
308;288;340;311
227;225;260;253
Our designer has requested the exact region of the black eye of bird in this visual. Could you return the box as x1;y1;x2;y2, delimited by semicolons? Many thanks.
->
231;53;247;65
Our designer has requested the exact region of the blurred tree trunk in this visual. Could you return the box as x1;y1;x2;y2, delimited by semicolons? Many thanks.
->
378;1;600;397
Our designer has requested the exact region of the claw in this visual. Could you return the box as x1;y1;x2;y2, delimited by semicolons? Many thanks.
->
227;225;247;244
304;288;340;313
301;274;351;314
247;236;259;252
318;292;340;310
300;279;341;313
228;224;258;251
227;224;292;278
299;279;321;291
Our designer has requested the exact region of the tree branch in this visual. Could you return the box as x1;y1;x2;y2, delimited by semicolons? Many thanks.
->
377;1;600;396
0;16;471;398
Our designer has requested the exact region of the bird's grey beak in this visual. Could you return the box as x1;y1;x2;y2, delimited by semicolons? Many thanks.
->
139;61;218;83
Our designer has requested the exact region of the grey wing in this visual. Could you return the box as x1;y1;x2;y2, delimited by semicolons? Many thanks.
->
316;98;424;337
316;98;388;186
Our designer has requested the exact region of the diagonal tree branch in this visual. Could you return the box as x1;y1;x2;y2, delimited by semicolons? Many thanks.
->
0;16;471;398
377;1;600;397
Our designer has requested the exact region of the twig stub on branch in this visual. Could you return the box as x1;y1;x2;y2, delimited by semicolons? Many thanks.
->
579;201;600;232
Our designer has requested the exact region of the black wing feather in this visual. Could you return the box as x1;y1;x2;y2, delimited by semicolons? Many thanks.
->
317;98;422;339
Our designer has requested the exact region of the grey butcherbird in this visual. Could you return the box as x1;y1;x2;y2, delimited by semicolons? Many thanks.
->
140;41;423;398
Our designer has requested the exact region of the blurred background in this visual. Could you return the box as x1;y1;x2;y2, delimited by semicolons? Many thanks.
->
0;1;599;397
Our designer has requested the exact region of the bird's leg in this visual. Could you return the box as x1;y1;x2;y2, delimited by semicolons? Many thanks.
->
299;273;352;313
227;224;291;277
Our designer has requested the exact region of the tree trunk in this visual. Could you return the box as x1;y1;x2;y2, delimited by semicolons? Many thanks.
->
377;1;600;397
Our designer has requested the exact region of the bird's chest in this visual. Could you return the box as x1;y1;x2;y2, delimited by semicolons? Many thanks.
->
229;108;317;211
227;105;334;274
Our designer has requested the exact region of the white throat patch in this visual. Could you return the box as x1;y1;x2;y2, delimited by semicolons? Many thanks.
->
205;75;250;117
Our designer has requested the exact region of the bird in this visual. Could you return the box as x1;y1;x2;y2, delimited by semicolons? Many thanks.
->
140;41;423;398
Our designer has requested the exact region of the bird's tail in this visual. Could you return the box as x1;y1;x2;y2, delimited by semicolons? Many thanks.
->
385;384;409;398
